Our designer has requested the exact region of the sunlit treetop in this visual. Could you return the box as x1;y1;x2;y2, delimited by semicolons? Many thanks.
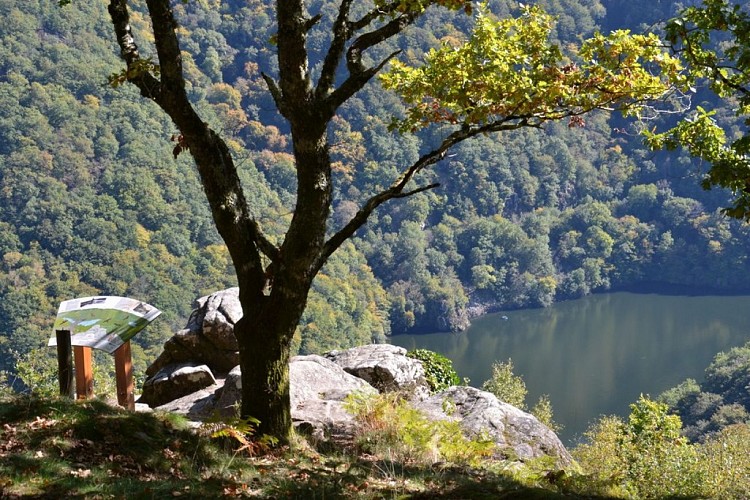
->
381;4;685;133
375;0;474;15
646;0;750;220
664;0;750;112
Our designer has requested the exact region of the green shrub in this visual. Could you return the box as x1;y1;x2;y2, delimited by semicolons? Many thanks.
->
573;395;704;499
698;423;750;498
571;415;630;497
14;347;117;399
623;396;703;498
481;359;527;408
482;359;560;431
407;349;460;393
13;348;60;397
0;370;15;398
531;394;561;432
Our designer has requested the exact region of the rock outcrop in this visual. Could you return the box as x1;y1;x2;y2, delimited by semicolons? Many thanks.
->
145;288;242;378
290;355;378;445
139;363;216;408
413;386;573;466
138;290;571;467
325;344;429;396
213;365;242;415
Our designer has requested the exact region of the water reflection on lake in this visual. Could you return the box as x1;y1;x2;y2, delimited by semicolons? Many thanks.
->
390;292;750;445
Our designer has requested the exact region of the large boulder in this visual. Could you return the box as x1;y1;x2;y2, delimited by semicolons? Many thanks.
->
213;365;242;416
325;344;428;395
153;381;225;423
200;288;243;351
139;363;217;408
291;355;378;446
146;328;240;377
208;355;378;446
145;289;242;377
413;386;573;467
291;354;377;407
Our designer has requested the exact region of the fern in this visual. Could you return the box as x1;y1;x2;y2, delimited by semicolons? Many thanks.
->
199;412;277;457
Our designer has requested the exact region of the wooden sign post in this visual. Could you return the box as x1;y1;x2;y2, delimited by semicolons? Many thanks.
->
54;332;134;410
55;330;74;398
73;345;94;400
114;341;135;410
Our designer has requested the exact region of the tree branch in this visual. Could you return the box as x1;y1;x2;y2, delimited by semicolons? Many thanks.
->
314;9;418;119
107;0;274;295
711;67;750;98
347;12;419;75
304;13;323;32
317;4;433;121
393;182;441;198
107;0;161;100
350;1;403;32
317;0;410;93
315;0;355;100
276;0;312;111
145;0;184;98
261;72;288;117
317;117;534;269
675;21;750;99
253;221;282;262
324;50;400;116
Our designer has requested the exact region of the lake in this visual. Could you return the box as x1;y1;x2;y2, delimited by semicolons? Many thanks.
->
390;292;750;445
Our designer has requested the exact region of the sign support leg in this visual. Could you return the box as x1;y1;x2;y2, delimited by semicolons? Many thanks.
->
74;346;94;400
55;330;73;398
114;341;135;410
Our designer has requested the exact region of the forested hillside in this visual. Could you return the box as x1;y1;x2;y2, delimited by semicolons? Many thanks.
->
1;0;747;382
661;339;750;442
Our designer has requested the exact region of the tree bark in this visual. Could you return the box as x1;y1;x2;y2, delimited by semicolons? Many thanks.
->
235;311;294;442
230;0;337;442
242;111;333;443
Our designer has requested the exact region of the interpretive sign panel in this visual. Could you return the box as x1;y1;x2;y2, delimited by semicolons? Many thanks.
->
48;296;161;354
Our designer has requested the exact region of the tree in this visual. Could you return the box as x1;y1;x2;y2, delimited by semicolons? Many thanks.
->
645;0;750;219
67;0;681;443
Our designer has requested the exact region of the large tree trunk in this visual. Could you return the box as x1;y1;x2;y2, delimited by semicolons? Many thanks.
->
235;312;294;442
242;0;336;437
233;128;331;442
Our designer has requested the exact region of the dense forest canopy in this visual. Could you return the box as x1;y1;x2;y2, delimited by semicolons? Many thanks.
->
0;0;747;397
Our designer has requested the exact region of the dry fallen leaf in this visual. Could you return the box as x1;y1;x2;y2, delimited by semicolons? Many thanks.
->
28;416;58;430
70;468;92;478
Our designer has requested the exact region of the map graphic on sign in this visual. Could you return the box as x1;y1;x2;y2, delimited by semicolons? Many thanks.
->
48;296;161;354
